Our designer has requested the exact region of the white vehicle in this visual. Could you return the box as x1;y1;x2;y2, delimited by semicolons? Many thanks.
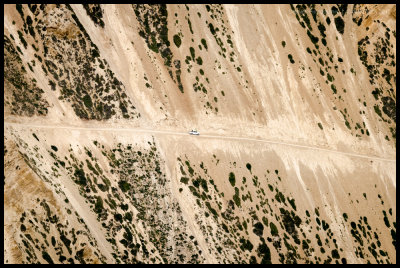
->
189;129;200;135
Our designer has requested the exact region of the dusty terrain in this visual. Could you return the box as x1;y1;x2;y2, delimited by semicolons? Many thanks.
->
4;4;396;264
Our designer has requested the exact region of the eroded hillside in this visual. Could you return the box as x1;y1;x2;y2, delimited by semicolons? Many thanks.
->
4;4;396;264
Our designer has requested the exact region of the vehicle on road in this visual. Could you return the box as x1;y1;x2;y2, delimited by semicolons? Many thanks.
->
189;129;200;135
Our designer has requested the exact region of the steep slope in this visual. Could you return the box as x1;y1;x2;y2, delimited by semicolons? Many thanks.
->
4;4;396;264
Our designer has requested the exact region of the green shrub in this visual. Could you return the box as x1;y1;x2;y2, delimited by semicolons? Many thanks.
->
268;184;273;191
192;178;200;188
118;180;131;192
233;187;241;207
246;163;252;172
180;177;189;184
83;94;93;108
205;202;218;216
257;243;271;264
92;49;100;58
345;120;351;130
94;196;103;213
332;249;340;259
42;251;54;264
208;23;216;35
374;105;382;117
97;184;108;192
288;198;297;210
190;47;195;59
201;38;208;50
240;238;253;251
262;216;269;226
270;222;278;236
249;256;257;264
331;84;337;94
307;30;319;45
196;57;203;65
253;222;264;236
32;133;40;141
16;4;24;19
74;169;87;186
382;210;390;228
17;30;27;49
334;16;345;35
114;213;123;222
185;161;194;176
275;191;285;203
228;172;236;186
189;186;200;198
60;234;72;254
200;178;208;192
173;34;181;48
288;54;295;64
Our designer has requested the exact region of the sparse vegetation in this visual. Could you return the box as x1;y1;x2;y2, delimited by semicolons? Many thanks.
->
83;4;105;28
4;4;396;265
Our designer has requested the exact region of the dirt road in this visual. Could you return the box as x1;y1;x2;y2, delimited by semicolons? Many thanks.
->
4;121;395;162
